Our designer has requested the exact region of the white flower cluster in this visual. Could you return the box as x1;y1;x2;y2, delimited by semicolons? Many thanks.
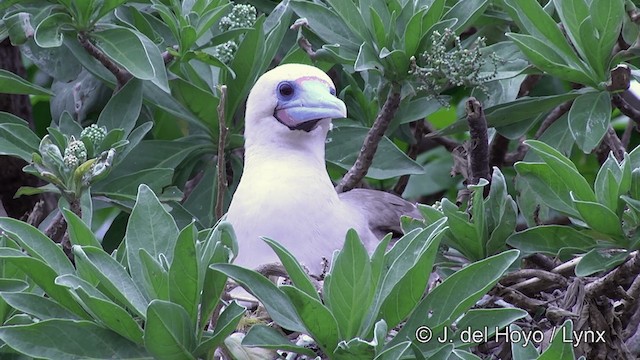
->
219;3;257;31
64;137;87;169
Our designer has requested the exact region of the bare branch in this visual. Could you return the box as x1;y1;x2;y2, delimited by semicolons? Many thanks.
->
465;97;490;185
534;100;573;139
613;93;640;128
77;32;132;90
336;83;402;193
604;126;626;161
586;252;640;298
216;85;229;220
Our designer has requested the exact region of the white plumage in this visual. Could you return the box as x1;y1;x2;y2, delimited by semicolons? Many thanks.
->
226;64;416;275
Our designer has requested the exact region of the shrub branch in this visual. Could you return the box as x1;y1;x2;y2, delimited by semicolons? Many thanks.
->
77;32;132;89
336;83;401;193
216;85;229;220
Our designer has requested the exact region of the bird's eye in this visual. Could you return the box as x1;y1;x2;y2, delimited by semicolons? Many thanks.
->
329;87;336;96
278;82;294;97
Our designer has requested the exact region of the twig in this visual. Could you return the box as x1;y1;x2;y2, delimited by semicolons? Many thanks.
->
393;121;425;195
586;252;640;298
534;101;573;139
255;263;288;278
424;121;460;152
44;211;66;242
77;32;132;90
501;268;569;288
622;120;635;149
336;83;402;193
465;97;490;186
606;65;631;92
613;93;640;127
604;126;626;161
517;74;541;97
215;85;228;220
290;18;317;60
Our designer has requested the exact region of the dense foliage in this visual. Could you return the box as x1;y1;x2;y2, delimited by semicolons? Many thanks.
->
0;0;639;359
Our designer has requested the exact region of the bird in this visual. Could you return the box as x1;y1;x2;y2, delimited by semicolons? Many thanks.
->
226;64;419;276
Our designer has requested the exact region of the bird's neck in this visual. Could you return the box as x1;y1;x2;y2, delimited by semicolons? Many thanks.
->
244;137;327;172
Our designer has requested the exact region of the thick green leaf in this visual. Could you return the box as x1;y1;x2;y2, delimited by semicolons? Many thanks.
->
372;220;447;331
72;245;148;317
506;225;597;255
553;0;590;69
441;199;484;260
91;27;156;80
97;78;143;137
210;264;305;332
392;250;520;349
568;92;611;153
443;0;488;34
0;292;81;320
452;308;528;347
525;140;596;202
62;209;102;248
0;69;53;95
501;0;583;65
324;229;373;339
262;237;319;301
144;300;196;360
194;301;245;356
289;0;361;51
375;341;413;360
334;337;376;360
509;324;539;359
0;319;148;359
590;0;624;74
242;325;317;357
0;218;74;276
0;122;40;162
281;285;340;354
515;162;579;217
572;197;625;241
538;320;576;360
126;184;178;300
34;13;72;48
0;248;87;317
439;91;585;135
575;249;628;276
506;33;593;85
74;287;144;344
327;126;423;179
168;223;200;324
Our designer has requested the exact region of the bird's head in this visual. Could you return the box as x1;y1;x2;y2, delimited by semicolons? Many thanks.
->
244;64;347;150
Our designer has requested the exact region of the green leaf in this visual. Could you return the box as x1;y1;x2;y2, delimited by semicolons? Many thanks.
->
91;27;156;80
515;162;579;217
375;341;413;360
262;238;319;301
72;245;148;317
144;300;196;360
62;209;102;248
0;122;40;162
501;0;583;66
506;33;593;85
289;0;361;51
73;287;144;344
509;324;539;359
392;250;520;350
439;91;585;135
241;325;317;357
441;199;484;260
0;218;74;276
538;320;576;360
553;0;590;69
373;220;447;331
34;13;72;48
575;249;628;276
194;301;245;356
281;285;340;354
571;194;625;241
0;292;81;320
0;69;53;95
210;264;305;332
97;78;143;137
126;184;178;301
0;248;87;317
443;0;489;34
506;225;597;255
590;0;624;73
169;223;200;324
0;319;148;359
525;140;596;202
324;229;372;339
327;126;423;179
452;308;528;347
568;92;611;153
